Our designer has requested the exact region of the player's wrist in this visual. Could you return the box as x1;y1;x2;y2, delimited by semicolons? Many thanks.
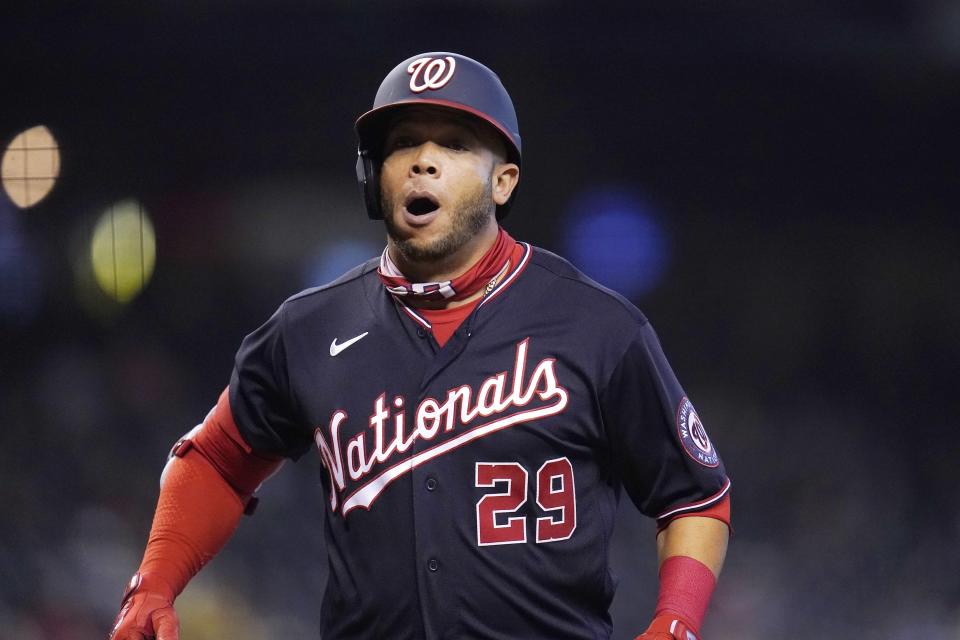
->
636;612;699;640
122;571;176;605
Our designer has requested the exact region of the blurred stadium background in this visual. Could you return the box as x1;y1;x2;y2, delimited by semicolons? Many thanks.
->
1;3;958;638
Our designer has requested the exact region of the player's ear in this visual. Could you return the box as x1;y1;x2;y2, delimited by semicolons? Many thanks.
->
491;162;519;206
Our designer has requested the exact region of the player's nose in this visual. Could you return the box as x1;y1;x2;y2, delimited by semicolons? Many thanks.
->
409;143;441;178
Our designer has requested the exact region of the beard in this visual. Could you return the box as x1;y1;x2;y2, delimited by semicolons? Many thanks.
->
382;178;495;264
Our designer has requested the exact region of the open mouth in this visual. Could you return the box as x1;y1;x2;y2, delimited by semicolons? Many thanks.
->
404;194;440;216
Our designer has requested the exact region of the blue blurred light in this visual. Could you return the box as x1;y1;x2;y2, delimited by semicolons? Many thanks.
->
303;239;379;288
0;200;44;320
562;188;670;298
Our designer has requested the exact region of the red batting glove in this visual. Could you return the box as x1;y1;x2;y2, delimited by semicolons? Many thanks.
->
635;613;699;640
109;572;180;640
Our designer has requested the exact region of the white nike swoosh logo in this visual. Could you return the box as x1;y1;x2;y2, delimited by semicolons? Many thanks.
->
329;332;369;356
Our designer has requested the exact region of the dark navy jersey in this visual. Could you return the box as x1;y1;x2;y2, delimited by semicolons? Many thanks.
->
229;244;730;640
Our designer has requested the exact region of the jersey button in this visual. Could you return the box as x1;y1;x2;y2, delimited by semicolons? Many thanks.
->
416;327;426;338
427;558;439;572
425;477;438;491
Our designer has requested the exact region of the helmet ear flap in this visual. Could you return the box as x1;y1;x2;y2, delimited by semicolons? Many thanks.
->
355;150;383;220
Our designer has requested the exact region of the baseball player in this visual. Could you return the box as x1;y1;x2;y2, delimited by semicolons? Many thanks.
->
110;52;731;640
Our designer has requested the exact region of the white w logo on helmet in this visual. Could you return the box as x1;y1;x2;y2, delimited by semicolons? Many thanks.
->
407;56;457;93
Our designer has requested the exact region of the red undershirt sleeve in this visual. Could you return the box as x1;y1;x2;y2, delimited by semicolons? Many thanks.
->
137;389;283;597
656;492;732;534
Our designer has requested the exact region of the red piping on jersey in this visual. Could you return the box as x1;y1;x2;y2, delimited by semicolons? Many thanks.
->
398;303;432;329
478;242;530;308
655;477;731;521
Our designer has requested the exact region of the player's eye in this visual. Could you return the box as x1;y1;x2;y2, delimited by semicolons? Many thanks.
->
388;136;415;150
444;139;468;151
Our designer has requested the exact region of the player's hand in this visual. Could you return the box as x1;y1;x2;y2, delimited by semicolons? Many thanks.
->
108;572;180;640
635;613;699;640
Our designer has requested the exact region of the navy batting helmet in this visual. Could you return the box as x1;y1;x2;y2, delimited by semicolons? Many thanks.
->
355;52;521;220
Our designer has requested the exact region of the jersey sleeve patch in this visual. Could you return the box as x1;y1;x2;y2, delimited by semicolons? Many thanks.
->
676;397;719;468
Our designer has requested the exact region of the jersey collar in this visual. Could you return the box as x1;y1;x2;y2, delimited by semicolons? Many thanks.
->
395;242;531;330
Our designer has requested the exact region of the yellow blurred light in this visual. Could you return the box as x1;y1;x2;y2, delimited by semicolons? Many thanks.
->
90;200;156;303
2;125;60;208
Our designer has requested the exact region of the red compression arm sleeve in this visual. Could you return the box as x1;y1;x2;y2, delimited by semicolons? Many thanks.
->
190;389;283;500
139;450;244;596
654;555;717;634
138;389;283;597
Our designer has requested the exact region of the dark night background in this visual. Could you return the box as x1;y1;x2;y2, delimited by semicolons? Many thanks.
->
1;2;958;638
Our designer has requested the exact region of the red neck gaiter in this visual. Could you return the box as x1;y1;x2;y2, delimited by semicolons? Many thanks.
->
378;227;517;302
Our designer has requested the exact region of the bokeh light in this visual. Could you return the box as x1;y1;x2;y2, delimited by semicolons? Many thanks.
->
562;188;670;299
89;200;156;303
302;239;379;288
2;125;61;208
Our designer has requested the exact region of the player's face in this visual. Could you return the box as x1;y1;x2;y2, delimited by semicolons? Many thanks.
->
379;108;519;271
